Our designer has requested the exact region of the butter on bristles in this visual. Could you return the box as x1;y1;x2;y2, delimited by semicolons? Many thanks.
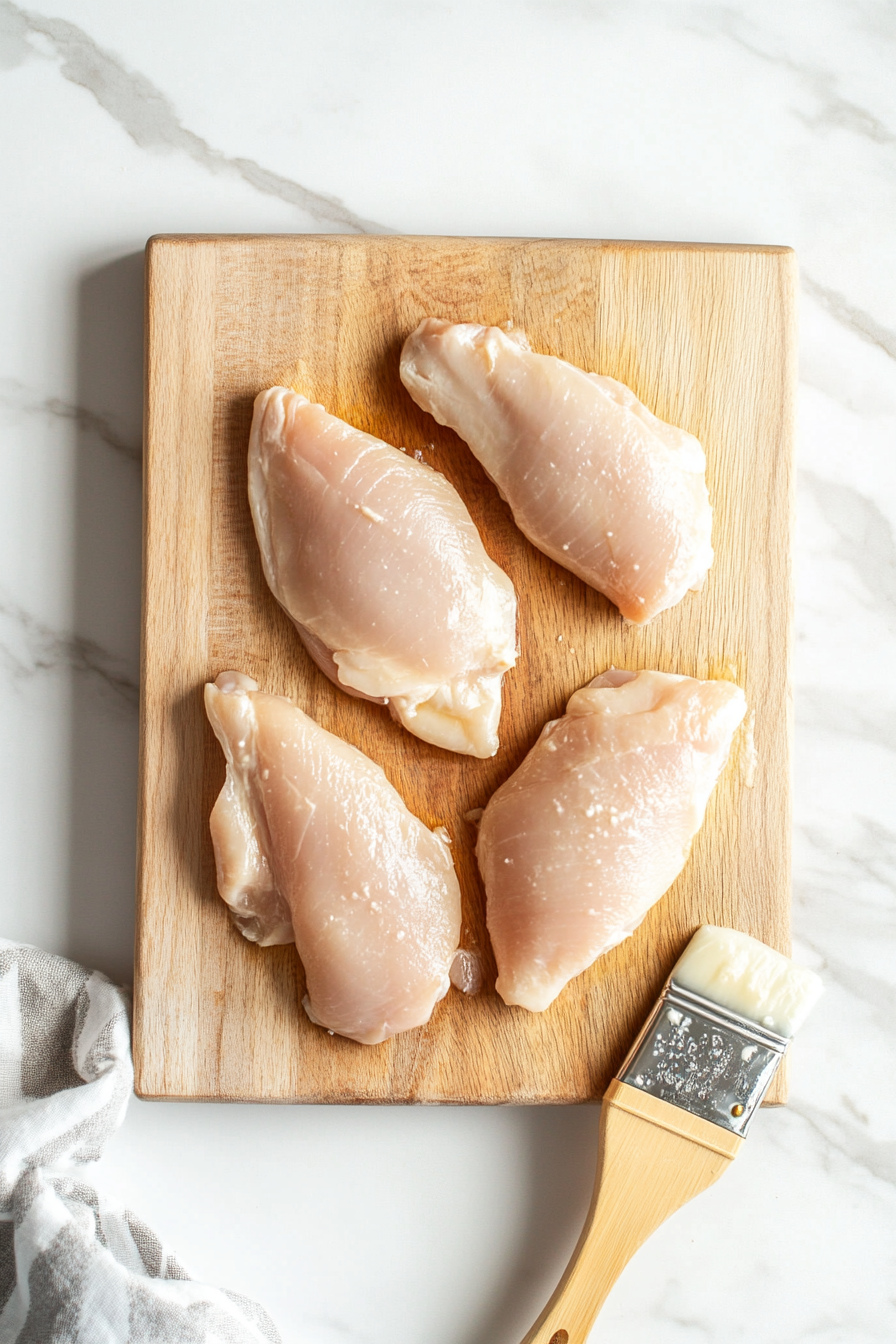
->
673;925;824;1038
523;925;823;1337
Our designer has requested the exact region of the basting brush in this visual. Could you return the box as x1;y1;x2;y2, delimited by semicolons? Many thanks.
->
520;925;824;1344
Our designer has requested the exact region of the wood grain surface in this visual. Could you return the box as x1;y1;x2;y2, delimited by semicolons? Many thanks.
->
134;235;796;1104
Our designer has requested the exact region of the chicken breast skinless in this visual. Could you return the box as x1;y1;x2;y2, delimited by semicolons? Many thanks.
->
248;387;517;757
400;320;714;623
205;672;462;1045
477;669;747;1012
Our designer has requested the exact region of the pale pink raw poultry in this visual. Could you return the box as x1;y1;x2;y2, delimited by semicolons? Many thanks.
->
399;320;713;623
248;387;517;758
476;669;746;1012
205;672;462;1044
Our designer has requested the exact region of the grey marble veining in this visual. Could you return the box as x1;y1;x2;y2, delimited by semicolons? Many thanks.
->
0;0;384;233
802;277;896;363
694;5;896;146
0;374;141;461
0;2;893;1341
0;587;137;702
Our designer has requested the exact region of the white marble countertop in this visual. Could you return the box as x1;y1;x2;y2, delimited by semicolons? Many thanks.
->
1;2;893;1340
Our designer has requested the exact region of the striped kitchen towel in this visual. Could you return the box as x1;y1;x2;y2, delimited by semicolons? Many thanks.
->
0;939;281;1343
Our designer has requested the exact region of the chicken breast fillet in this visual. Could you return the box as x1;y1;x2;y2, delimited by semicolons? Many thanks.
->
400;319;713;623
248;387;517;757
205;671;462;1045
477;669;746;1012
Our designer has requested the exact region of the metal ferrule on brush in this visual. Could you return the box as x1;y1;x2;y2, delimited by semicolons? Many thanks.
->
617;978;791;1137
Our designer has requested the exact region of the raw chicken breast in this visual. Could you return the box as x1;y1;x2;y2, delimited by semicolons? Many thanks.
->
249;387;517;757
400;319;713;623
205;671;462;1044
477;669;746;1012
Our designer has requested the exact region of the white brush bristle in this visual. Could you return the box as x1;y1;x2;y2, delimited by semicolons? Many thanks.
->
673;925;823;1038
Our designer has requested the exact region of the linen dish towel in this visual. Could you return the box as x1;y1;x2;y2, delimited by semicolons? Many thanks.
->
0;938;281;1343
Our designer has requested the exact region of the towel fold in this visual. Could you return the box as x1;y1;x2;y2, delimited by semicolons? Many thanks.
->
0;939;281;1343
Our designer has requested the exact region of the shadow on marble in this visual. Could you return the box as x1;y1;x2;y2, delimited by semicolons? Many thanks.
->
463;1103;598;1344
68;251;144;984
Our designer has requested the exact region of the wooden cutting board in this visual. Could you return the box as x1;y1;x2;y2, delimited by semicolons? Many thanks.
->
134;235;796;1104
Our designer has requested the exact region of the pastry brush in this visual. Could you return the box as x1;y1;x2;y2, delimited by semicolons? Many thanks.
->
520;925;824;1344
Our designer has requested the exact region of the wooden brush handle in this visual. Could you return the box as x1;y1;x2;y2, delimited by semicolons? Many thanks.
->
520;1080;743;1344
